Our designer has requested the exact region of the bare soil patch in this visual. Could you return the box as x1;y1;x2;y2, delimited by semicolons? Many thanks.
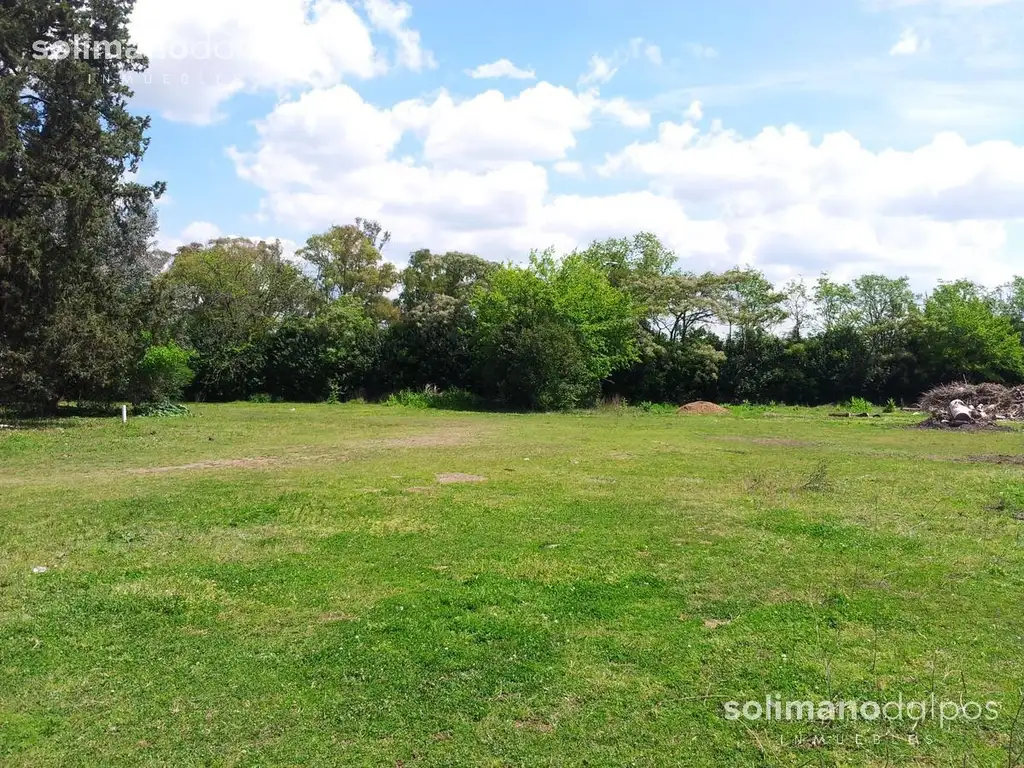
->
678;401;729;415
703;618;732;629
436;473;487;484
514;718;555;733
961;454;1024;465
127;457;279;474
372;431;477;449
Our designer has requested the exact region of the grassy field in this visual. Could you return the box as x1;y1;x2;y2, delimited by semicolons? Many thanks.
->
2;403;1024;766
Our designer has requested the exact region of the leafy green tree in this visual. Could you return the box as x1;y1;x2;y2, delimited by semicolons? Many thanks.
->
813;275;857;332
262;297;379;402
645;271;730;343
399;249;497;312
783;278;812;339
155;238;317;400
471;251;638;409
381;250;498;393
297;220;398;320
920;280;1024;384
721;268;788;339
0;0;163;409
576;232;676;292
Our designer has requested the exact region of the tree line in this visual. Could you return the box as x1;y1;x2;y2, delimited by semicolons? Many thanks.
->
13;215;1024;412
4;0;1024;413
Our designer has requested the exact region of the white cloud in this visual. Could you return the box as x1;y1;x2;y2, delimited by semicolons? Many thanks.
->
598;98;652;128
579;37;664;87
579;54;618;86
467;58;536;80
180;221;222;243
362;0;435;71
226;78;1024;287
127;0;429;124
890;28;928;55
412;84;597;170
685;100;704;121
553;160;584;176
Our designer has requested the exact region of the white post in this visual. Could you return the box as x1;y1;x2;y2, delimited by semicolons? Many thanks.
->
121;404;128;424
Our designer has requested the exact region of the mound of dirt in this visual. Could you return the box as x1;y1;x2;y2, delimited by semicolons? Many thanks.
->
677;401;729;415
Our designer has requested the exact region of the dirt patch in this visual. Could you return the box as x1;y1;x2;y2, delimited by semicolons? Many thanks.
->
514;718;555;733
678;401;729;415
436;473;487;484
127;457;279;474
703;618;732;629
608;451;635;460
961;454;1024;465
373;432;476;449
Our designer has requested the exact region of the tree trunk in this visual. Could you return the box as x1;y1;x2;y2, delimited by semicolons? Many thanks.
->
949;399;974;424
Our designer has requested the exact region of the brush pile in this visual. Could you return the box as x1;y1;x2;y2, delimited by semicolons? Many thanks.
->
917;382;1024;427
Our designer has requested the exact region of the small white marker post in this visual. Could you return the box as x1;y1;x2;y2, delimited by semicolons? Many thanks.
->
121;404;128;424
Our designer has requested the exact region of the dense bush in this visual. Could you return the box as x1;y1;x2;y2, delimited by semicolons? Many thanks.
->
134;342;194;403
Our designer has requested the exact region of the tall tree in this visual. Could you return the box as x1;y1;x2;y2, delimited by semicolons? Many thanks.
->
155;238;316;400
813;275;856;332
0;0;163;409
722;268;788;339
920;280;1024;384
297;220;398;320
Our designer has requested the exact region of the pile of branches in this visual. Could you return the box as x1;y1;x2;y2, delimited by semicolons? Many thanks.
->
917;382;1024;427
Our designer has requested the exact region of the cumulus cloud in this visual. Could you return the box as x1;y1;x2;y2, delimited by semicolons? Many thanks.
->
362;0;435;71
224;78;1024;286
224;74;1024;286
127;0;428;124
467;58;536;80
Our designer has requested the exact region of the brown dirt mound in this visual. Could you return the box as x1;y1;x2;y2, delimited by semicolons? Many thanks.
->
678;401;729;415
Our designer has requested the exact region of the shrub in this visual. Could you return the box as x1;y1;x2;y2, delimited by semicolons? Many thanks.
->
843;396;874;413
384;387;482;410
135;342;194;403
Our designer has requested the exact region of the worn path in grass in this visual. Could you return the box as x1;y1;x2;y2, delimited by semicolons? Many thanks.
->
1;403;1024;766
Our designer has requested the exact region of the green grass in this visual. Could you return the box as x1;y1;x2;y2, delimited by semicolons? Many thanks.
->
2;403;1024;766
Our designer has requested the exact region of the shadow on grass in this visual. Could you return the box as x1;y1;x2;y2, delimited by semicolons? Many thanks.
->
0;401;123;430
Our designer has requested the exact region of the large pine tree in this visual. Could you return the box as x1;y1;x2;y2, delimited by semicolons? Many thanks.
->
0;0;163;410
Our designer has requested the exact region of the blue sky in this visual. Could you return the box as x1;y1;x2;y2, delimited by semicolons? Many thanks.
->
127;0;1024;288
